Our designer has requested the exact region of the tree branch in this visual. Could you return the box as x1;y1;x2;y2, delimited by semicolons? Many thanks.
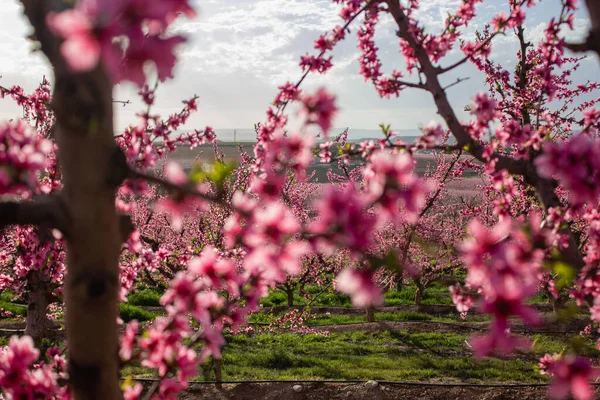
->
128;169;220;203
0;195;70;235
385;0;526;176
385;0;584;271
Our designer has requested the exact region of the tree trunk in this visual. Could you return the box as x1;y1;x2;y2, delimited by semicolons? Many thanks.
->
214;358;223;389
19;2;126;397
395;277;403;292
286;287;294;307
415;281;424;306
550;293;569;316
24;271;50;348
366;306;375;322
415;286;423;306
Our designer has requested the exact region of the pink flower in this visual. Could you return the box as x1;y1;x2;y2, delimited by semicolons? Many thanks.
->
470;332;530;358
247;201;300;246
471;92;497;125
161;272;197;312
47;9;101;72
300;88;338;136
309;184;377;252
535;134;600;206
449;284;473;313
299;54;333;73
540;353;561;375
416;122;445;148
123;383;143;400
274;82;301;105
188;247;236;290
363;150;430;223
548;355;600;400
164;161;188;185
0;120;53;196
336;268;382;307
116;33;187;87
120;320;139;361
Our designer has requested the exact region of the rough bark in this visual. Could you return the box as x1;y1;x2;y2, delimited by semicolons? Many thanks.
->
286;287;295;307
19;1;127;398
214;358;223;389
366;306;376;323
395;278;403;292
549;292;569;316
24;270;51;348
414;282;424;306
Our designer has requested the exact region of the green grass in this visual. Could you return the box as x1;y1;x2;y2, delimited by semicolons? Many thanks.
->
119;303;159;322
190;330;553;382
383;286;453;305
248;309;490;326
259;281;550;309
121;329;597;383
259;283;467;308
127;288;162;307
306;311;435;326
0;300;27;318
0;291;27;319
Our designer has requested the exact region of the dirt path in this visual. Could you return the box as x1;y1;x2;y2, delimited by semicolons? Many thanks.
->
179;382;562;399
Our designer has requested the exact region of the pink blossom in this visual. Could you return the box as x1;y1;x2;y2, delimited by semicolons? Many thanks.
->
471;92;497;125
547;355;600;400
165;161;188;185
120;320;139;361
123;383;143;400
336;268;382;307
46;9;101;72
535;134;600;206
300;88;338;136
309;184;376;252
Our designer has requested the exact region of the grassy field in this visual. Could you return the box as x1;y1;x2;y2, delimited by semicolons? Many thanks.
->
118;327;599;383
2;281;590;387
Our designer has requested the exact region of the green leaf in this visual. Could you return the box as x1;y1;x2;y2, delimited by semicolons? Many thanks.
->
552;261;576;291
379;124;391;136
189;161;236;189
120;376;135;391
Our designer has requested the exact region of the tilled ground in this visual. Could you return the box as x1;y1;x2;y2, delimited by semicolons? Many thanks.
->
178;382;567;400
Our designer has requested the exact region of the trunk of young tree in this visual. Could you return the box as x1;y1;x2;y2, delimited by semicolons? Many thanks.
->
214;358;223;389
366;306;375;322
24;270;51;348
286;286;294;307
19;2;129;398
550;293;569;316
395;276;403;292
414;280;424;306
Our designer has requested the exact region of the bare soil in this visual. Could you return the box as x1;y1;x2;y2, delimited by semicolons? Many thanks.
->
178;382;563;400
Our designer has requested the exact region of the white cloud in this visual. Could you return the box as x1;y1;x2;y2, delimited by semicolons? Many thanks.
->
0;0;598;136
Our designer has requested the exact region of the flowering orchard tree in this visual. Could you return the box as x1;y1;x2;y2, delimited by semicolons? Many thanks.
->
382;152;468;305
0;79;64;344
0;0;210;397
3;0;600;399
0;75;207;347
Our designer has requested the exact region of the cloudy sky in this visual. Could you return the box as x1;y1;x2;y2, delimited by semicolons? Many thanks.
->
0;0;597;139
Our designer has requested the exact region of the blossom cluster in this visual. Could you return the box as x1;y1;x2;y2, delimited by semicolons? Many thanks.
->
47;0;195;85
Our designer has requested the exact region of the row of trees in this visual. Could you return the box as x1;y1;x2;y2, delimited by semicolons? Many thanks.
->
2;0;600;399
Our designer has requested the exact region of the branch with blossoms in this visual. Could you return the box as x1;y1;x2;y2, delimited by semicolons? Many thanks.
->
4;0;200;398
